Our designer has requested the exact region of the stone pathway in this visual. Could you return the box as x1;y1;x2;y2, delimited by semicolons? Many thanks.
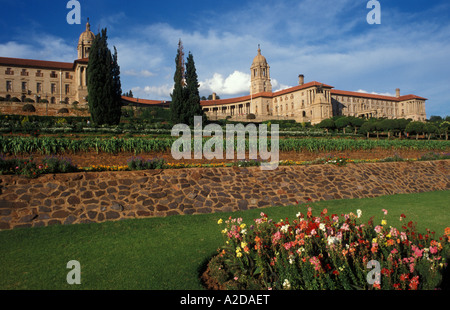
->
0;160;449;230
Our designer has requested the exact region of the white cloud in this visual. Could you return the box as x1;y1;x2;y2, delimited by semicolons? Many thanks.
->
355;89;395;97
199;71;250;96
124;69;155;77
131;84;173;99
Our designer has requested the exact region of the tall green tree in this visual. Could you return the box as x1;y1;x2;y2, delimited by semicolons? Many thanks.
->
170;40;186;124
185;52;204;126
170;40;204;126
87;28;122;125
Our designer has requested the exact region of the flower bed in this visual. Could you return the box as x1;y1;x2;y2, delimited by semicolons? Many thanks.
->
206;208;450;290
1;152;449;178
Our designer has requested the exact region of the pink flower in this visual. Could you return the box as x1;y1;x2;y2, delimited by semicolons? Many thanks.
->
391;248;398;254
341;223;350;231
272;231;282;244
429;246;438;254
411;245;423;258
382;209;388;215
374;225;383;233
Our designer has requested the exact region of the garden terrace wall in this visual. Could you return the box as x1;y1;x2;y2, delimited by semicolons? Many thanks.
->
0;102;89;117
0;160;449;230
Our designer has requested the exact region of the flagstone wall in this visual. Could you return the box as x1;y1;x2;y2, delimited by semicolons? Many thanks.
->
0;160;448;230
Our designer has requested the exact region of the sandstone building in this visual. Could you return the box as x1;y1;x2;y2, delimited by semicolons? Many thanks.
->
0;22;427;123
0;21;94;110
201;47;427;124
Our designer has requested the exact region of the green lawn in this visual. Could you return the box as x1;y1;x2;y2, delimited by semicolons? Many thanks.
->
0;190;448;290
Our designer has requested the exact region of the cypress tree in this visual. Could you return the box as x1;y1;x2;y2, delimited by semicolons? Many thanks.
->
87;28;122;125
170;39;186;124
170;40;205;126
185;52;204;126
110;46;122;124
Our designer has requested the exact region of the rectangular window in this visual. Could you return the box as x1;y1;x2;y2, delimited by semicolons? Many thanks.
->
51;83;56;94
6;81;12;92
21;69;29;76
50;71;58;78
37;83;42;93
36;70;43;77
65;84;70;95
22;82;27;92
5;68;14;75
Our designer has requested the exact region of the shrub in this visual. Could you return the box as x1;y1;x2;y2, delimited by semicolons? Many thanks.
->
0;156;78;178
42;156;78;173
127;157;166;170
210;209;449;290
246;113;256;120
58;108;69;114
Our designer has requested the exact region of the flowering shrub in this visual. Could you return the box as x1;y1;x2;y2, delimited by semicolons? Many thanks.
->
210;208;450;290
314;155;351;166
0;156;77;178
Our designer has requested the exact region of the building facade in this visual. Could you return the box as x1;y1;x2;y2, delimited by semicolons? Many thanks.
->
201;48;427;124
0;24;427;122
0;21;94;107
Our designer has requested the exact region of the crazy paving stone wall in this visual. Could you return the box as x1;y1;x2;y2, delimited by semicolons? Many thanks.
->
0;160;449;230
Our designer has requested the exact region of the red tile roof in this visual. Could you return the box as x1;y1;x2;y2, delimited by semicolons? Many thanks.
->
273;81;333;97
121;96;169;106
0;56;76;70
200;81;333;107
331;89;427;101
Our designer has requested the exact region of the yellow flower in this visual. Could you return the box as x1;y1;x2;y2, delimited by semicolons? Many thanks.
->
217;218;223;225
241;242;247;249
381;220;387;226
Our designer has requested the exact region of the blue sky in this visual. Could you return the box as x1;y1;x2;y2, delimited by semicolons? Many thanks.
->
0;0;449;117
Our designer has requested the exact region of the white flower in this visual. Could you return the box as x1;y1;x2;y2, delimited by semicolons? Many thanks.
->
357;209;362;218
319;223;326;231
289;255;295;265
280;224;289;233
327;236;339;246
283;279;291;289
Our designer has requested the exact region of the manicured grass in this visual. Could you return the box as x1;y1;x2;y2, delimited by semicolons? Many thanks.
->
0;190;448;290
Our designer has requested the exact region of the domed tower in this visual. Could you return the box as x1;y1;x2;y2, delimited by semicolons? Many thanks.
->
250;45;272;94
77;19;95;59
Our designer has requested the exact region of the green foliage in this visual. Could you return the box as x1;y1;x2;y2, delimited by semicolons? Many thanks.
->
126;157;166;170
405;121;425;135
212;208;450;290
170;41;204;126
87;28;122;126
1;136;449;156
0;156;77;178
317;118;335;132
